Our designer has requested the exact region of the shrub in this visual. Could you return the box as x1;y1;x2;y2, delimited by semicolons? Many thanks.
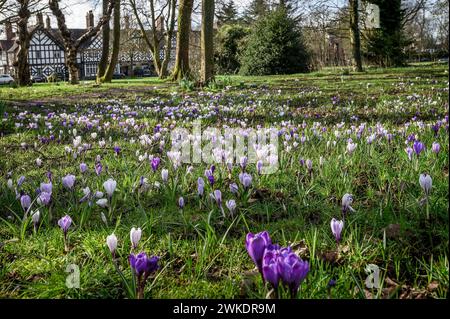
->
239;8;311;75
214;24;250;75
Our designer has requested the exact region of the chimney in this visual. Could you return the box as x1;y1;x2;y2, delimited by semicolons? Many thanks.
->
5;21;14;40
86;10;94;29
37;12;44;27
156;16;164;33
124;15;130;30
46;15;51;29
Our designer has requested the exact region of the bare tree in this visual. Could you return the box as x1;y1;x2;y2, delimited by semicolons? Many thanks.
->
171;0;194;80
96;0;111;82
129;0;177;78
49;0;114;84
200;0;214;84
98;0;120;82
349;0;363;71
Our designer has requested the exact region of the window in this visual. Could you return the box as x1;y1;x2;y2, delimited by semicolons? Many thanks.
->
36;51;41;59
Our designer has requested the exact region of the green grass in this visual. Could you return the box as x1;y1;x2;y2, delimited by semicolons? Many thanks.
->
0;62;448;299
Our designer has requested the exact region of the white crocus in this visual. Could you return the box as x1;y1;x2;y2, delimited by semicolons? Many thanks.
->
130;227;142;249
103;178;117;198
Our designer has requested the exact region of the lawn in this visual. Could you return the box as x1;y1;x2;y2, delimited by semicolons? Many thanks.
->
0;62;448;299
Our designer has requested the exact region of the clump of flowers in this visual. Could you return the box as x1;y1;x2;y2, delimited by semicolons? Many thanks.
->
245;231;309;298
129;252;160;299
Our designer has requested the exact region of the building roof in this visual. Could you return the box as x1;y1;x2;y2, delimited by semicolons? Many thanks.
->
0;39;14;51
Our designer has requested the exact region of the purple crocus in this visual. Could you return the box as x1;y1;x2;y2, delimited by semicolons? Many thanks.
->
197;177;205;196
80;163;88;173
95;162;103;176
212;190;222;206
257;160;263;175
277;252;309;298
178;196;185;208
413;141;425;156
245;231;271;273
58;215;72;235
17;175;25;187
230;183;239;194
239;173;252;189
129;252;160;299
262;246;281;289
40;182;52;194
432;142;440;154
330;218;344;243
37;192;51;206
20;194;32;212
62;174;76;190
113;146;121;155
205;169;214;186
151;157;161;172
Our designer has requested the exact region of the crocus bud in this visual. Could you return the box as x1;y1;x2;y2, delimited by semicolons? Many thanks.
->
330;218;344;242
226;199;236;215
80;163;88;173
342;193;355;213
31;210;40;225
197;177;205;196
106;234;118;255
62;174;76;190
230;183;239;194
432;142;440;154
7;179;13;189
178;196;185;208
239;173;252;189
161;169;169;183
130;227;142;249
245;231;271;273
103;178;117;198
96;198;108;208
20;194;32;212
419;173;432;195
58;215;72;234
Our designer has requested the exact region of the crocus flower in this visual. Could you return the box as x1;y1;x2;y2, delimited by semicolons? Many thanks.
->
239;173;252;189
96;198;108;208
40;182;52;194
103;178;117;198
405;147;413;161
257;160;263;175
80;163;88;173
342;193;355;214
161;169;169;183
129;252;159;277
20;194;31;212
106;234;118;256
37;192;51;206
197;177;205;196
62;174;76;190
330;218;344;243
151;157;161;172
419;173;432;196
432;142;440;154
211;190;222;206
346;141;357;154
262;247;281;289
230;183;239;194
205;169;214;186
178;196;185;208
226;199;236;215
130;227;142;249
413;141;425;156
306;159;312;172
246;231;271;273
95;162;103;175
240;156;248;170
277;252;309;298
58;215;72;234
31;210;40;225
17;175;25;187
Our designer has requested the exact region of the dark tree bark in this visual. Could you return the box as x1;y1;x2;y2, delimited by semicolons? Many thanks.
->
99;0;120;83
171;0;194;81
200;0;215;84
160;0;177;78
96;0;111;83
349;0;363;72
49;0;114;84
15;0;32;86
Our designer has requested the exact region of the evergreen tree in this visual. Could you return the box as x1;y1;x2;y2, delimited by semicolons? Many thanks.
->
243;0;269;24
240;7;311;75
216;0;238;25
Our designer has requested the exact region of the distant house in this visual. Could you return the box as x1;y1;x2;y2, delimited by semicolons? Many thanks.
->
0;11;182;80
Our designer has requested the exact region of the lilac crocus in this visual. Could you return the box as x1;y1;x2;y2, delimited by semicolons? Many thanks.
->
405;147;414;161
58;215;72;234
129;252;160;277
432;142;440;154
161;169;169;183
419;173;432;196
239;173;252;189
205;169;214;186
330;218;344;243
277;252;309;298
245;231;271;273
103;178;117;198
95;162;103;175
37;192;51;206
230;183;239;194
178;196;185;208
257;160;263;175
62;174;76;190
342;193;355;214
413;141;425;156
197;177;205;196
226;199;236;215
17;175;25;187
212;190;222;206
262;247;281;289
80;163;88;173
40;182;52;194
20;194;32;212
151;157;161;172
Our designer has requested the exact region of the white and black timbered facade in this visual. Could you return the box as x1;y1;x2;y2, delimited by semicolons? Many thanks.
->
28;27;66;78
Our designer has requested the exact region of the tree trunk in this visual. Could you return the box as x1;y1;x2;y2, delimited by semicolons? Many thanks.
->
100;0;121;83
97;0;111;82
67;46;79;84
160;0;177;78
16;0;31;86
200;0;215;84
171;0;194;81
349;0;363;72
